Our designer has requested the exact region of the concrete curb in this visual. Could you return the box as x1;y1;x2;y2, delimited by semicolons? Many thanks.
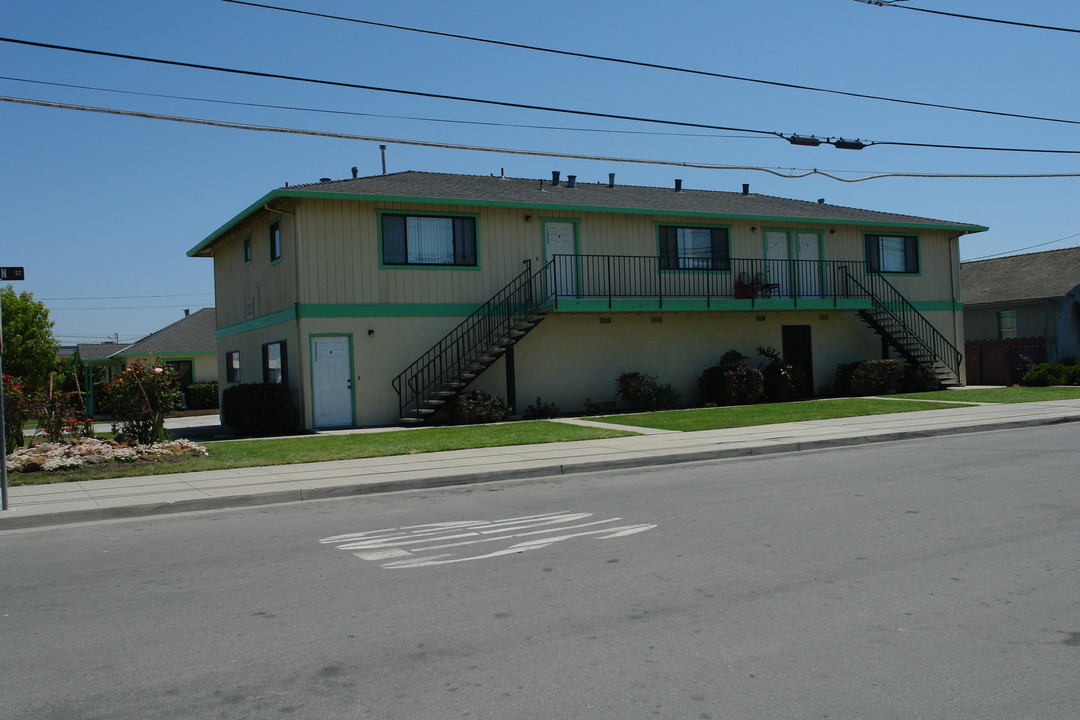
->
3;413;1076;531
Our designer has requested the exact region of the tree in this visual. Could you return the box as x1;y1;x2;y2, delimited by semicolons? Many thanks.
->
1;285;59;391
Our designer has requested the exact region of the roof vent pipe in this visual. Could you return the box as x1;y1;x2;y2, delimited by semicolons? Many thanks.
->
351;166;358;179
551;170;560;186
817;198;826;204
674;178;683;192
742;183;750;195
320;177;332;183
566;175;577;188
608;173;615;188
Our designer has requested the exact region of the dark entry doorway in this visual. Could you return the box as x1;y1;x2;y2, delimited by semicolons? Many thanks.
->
782;325;814;397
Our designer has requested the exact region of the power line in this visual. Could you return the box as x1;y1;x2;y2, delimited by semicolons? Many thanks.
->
0;36;780;139
6;95;1080;181
855;1;1080;35
221;0;1080;126
3;37;1079;155
39;292;212;300
0;76;769;140
965;232;1080;261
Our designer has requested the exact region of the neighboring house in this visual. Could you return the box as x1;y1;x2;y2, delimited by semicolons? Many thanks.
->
187;170;985;429
961;247;1080;384
76;308;217;414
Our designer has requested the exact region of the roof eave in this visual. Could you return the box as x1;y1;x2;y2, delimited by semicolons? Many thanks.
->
188;188;988;256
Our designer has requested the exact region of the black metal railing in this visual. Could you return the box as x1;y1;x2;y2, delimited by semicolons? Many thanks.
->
392;260;552;420
548;254;866;306
840;266;962;380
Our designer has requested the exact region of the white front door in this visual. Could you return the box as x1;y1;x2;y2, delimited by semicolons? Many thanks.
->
312;335;353;427
765;231;791;296
544;221;577;297
796;232;822;297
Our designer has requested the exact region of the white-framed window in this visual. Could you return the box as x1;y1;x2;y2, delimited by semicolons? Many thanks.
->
865;234;919;273
380;213;478;266
998;311;1017;339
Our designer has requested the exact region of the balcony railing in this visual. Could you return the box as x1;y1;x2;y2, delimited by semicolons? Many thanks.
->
546;254;868;307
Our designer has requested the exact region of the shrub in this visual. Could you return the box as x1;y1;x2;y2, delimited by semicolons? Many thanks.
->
615;371;659;411
720;365;765;405
524;396;560;420
756;346;798;401
221;383;299;436
184;382;220;410
653;382;682;410
3;374;32;454
1067;365;1080;386
902;363;941;393
1021;363;1071;387
452;390;511;424
835;359;908;396
105;360;182;444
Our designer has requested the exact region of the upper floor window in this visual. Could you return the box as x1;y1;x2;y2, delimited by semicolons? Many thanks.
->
865;234;919;274
243;236;252;265
263;341;287;384
998;311;1017;339
381;213;477;266
659;225;730;270
269;221;282;263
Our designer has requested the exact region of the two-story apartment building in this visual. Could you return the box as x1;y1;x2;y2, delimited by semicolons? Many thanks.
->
188;171;986;428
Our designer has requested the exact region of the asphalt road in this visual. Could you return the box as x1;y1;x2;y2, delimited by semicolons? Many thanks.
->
2;424;1078;719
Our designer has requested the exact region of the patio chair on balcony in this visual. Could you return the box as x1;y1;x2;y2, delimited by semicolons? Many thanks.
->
754;272;781;298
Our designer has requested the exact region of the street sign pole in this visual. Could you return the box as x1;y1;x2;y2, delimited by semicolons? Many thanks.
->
1;266;27;511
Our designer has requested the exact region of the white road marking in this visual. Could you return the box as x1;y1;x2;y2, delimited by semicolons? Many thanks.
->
320;511;655;569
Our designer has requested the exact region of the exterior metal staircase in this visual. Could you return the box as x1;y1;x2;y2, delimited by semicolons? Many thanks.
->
842;267;962;386
392;261;552;424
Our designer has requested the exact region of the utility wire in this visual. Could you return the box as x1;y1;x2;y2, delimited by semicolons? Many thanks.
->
6;95;1080;181
965;232;1080;261
855;1;1080;35
2;37;1079;155
221;0;1080;126
0;36;780;138
0;76;769;140
39;292;213;300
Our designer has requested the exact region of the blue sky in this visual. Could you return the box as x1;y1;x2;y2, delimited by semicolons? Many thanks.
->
2;0;1077;345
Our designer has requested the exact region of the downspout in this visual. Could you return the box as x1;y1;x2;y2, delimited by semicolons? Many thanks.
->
264;202;308;426
949;232;966;383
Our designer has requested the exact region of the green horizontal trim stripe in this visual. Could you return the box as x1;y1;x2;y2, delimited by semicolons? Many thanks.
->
216;306;298;338
215;298;961;337
297;303;482;318
189;188;988;256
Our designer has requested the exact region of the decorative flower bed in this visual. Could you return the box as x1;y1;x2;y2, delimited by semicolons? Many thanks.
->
6;437;209;473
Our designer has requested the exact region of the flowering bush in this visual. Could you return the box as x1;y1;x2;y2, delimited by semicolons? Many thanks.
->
6;437;208;473
452;390;511;424
104;359;182;444
3;374;32;454
35;372;85;441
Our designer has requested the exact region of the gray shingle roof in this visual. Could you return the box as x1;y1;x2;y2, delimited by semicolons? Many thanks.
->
190;171;987;256
288;171;985;228
75;342;127;361
119;308;216;356
78;309;216;362
961;247;1080;305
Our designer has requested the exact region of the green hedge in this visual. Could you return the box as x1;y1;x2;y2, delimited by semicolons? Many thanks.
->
1021;363;1080;387
184;382;219;410
221;383;299;436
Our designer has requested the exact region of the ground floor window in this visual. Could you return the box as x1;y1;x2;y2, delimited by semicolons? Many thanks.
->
262;341;287;384
226;351;241;383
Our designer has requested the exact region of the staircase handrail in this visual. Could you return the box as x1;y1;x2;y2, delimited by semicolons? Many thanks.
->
841;266;962;378
392;260;553;419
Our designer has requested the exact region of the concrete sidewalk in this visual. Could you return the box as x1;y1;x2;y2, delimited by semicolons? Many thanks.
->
4;398;1080;531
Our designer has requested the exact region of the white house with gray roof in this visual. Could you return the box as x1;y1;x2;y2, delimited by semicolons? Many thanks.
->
189;170;986;428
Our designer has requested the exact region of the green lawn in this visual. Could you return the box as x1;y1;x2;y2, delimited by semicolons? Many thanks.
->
591;398;970;432
891;386;1080;404
9;422;636;486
